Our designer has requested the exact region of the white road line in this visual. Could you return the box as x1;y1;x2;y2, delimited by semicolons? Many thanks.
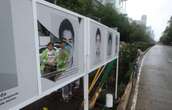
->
130;49;150;110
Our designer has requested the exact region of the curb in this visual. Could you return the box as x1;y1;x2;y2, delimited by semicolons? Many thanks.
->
117;81;132;110
130;47;152;110
117;47;152;110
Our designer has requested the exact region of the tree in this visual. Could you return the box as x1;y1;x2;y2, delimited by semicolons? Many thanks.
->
55;0;94;16
128;22;152;43
55;0;153;44
160;16;172;44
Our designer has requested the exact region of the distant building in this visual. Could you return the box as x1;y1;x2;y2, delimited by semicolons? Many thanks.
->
146;26;155;40
134;15;154;40
135;15;147;26
141;15;147;26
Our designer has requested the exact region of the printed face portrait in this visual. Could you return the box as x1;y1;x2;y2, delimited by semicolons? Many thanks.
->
59;19;75;67
47;43;54;50
95;28;101;56
107;33;112;56
59;19;74;48
62;30;73;48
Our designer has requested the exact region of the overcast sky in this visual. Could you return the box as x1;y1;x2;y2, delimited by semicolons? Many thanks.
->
126;0;172;41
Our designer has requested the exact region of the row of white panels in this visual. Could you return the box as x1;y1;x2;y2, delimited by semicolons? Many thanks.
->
0;0;120;110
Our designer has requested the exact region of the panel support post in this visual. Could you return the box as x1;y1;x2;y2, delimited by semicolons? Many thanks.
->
115;35;120;99
84;74;89;110
115;56;119;99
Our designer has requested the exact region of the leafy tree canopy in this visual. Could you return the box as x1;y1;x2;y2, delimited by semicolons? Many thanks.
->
160;17;172;44
55;0;153;44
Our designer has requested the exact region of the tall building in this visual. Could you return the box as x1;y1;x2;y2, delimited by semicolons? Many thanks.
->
135;15;155;40
141;15;147;26
146;26;155;40
135;15;147;26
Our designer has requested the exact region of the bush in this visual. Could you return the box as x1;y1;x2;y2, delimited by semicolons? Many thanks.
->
117;42;152;97
160;17;172;45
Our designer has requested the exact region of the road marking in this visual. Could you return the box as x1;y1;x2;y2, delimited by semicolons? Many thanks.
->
130;49;150;110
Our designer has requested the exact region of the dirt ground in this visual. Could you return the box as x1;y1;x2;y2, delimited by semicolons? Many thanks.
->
21;87;83;110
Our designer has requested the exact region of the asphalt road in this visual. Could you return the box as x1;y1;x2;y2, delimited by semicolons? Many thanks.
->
136;45;172;110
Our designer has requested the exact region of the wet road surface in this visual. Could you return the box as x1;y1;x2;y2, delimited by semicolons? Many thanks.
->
136;45;172;110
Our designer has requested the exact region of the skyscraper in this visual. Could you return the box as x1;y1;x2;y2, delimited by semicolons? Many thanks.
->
141;15;147;26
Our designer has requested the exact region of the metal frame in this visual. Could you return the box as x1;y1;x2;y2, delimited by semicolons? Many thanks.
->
8;0;120;109
86;18;117;74
10;0;86;109
34;0;86;93
84;74;89;110
115;33;120;99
